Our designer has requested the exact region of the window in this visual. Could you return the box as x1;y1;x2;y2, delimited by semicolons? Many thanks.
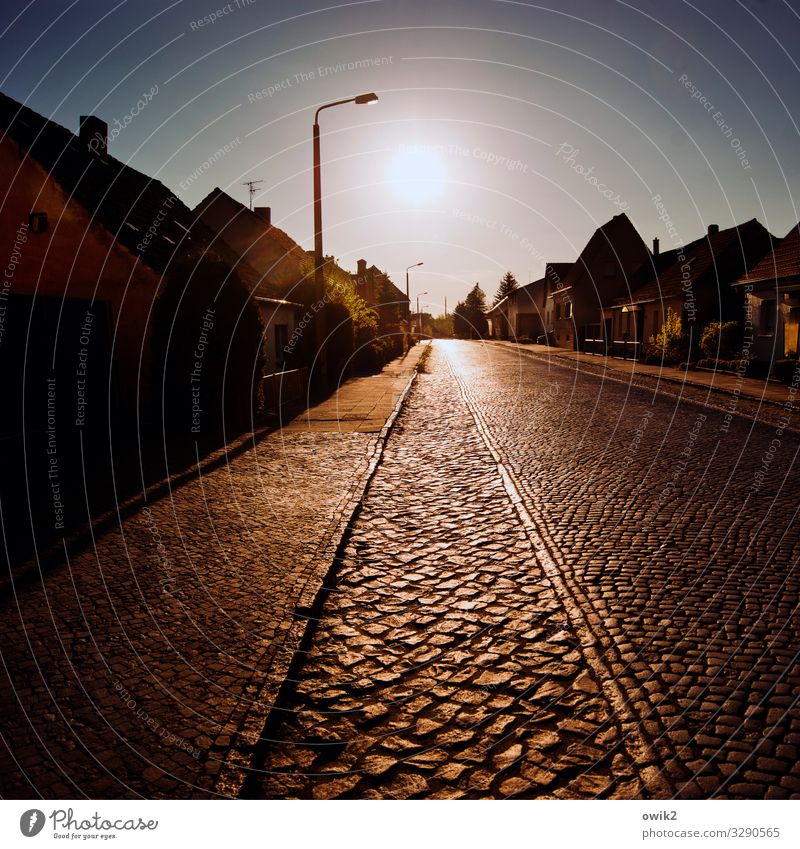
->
556;303;562;320
28;211;48;232
760;299;776;335
565;301;573;319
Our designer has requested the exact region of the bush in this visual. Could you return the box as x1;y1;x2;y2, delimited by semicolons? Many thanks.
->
700;321;740;359
643;307;687;365
697;358;745;373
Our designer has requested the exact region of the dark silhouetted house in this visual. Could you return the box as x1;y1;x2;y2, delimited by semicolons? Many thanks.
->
548;213;652;350
193;188;311;301
195;190;316;378
609;220;774;359
487;263;573;341
0;91;282;562
0;90;274;430
733;222;800;363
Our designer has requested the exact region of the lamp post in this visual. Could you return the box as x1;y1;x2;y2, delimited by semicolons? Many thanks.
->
405;261;423;322
312;92;378;379
416;291;428;335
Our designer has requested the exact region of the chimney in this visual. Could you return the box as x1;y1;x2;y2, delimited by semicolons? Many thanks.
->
652;237;660;256
357;259;367;276
80;115;107;157
254;206;271;226
708;224;719;236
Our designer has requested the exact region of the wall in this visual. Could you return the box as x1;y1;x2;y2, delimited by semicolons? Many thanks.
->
256;301;298;373
0;135;162;408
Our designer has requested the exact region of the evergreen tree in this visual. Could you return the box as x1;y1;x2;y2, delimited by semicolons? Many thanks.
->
453;284;489;339
493;271;519;305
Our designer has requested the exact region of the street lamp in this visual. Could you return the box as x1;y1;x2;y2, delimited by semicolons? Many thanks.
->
406;262;423;320
312;92;378;378
416;291;428;335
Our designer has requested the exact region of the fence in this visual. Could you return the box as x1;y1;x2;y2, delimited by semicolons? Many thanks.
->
262;367;308;417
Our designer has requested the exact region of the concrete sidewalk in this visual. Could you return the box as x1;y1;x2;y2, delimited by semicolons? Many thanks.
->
0;342;428;800
285;344;428;433
491;340;793;407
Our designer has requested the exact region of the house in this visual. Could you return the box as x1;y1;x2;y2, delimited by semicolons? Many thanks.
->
351;258;409;334
193;188;311;302
608;220;774;359
733;222;800;363
254;296;304;373
0;91;274;435
486;298;510;339
548;213;652;350
0;91;284;561
487;263;573;341
194;190;411;370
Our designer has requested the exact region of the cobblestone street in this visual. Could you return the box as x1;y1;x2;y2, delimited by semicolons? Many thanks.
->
0;349;421;799
255;340;800;800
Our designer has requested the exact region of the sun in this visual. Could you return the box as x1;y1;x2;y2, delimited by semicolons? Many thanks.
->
387;147;448;204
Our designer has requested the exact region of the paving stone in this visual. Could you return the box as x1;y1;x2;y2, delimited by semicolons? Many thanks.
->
0;347;426;799
243;341;800;800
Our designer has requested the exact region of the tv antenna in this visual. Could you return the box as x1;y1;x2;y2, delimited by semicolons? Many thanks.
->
242;179;264;210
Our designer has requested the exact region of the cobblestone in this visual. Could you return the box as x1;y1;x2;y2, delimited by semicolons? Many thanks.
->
0;349;424;798
253;340;799;800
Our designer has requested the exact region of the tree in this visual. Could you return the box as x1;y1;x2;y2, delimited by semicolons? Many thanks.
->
430;314;453;338
299;255;382;377
453;284;489;339
493;271;519;306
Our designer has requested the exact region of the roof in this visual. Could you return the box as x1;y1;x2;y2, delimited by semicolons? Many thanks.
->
489;263;574;312
545;262;574;285
0;91;265;292
736;222;800;286
193;188;313;299
487;275;543;314
566;213;638;277
551;213;649;302
615;219;771;306
350;262;408;306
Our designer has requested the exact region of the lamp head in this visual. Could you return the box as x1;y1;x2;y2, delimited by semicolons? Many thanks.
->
355;92;379;105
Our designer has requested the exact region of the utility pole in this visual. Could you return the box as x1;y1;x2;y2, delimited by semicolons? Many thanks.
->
444;296;447;317
242;179;264;210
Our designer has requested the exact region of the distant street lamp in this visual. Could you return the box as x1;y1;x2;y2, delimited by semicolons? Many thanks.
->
312;92;378;377
416;291;428;335
406;262;423;321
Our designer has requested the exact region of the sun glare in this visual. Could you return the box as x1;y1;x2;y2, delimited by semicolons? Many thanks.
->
387;147;448;204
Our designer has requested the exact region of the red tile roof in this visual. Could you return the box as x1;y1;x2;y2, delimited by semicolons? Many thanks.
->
737;222;800;285
615;219;772;306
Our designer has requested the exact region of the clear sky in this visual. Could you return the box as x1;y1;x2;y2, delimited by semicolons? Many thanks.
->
2;0;799;311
